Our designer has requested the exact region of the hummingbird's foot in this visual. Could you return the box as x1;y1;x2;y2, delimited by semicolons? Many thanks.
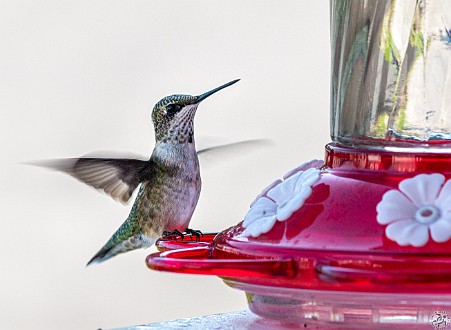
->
163;229;184;240
184;228;204;241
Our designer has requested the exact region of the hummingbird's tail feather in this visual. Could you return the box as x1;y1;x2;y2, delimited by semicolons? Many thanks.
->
87;181;156;266
87;243;116;265
87;232;154;266
29;156;156;204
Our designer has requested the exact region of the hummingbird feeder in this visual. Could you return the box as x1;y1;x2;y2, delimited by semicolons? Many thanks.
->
147;1;451;327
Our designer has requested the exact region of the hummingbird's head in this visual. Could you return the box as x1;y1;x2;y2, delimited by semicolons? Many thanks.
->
151;79;239;144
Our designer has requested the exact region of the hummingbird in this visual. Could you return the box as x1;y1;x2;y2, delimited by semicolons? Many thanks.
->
44;79;240;265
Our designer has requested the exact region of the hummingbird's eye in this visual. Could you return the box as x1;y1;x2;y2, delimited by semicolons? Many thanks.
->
166;104;181;116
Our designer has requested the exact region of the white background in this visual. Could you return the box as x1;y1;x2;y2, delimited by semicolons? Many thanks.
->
0;1;330;329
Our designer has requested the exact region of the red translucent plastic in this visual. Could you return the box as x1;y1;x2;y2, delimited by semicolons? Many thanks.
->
147;247;295;278
155;233;218;251
146;143;451;293
149;234;296;278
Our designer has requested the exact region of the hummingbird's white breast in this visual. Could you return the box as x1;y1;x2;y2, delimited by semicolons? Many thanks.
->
141;141;201;236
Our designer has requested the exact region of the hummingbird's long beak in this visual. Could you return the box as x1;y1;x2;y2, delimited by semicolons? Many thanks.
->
196;79;240;103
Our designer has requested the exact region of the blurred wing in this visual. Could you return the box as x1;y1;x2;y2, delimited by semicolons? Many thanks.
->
197;139;273;158
34;157;153;204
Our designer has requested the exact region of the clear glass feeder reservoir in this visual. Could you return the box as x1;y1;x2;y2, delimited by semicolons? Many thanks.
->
147;1;451;328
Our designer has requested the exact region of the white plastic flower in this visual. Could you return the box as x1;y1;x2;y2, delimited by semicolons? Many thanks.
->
376;173;451;247
241;160;323;238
